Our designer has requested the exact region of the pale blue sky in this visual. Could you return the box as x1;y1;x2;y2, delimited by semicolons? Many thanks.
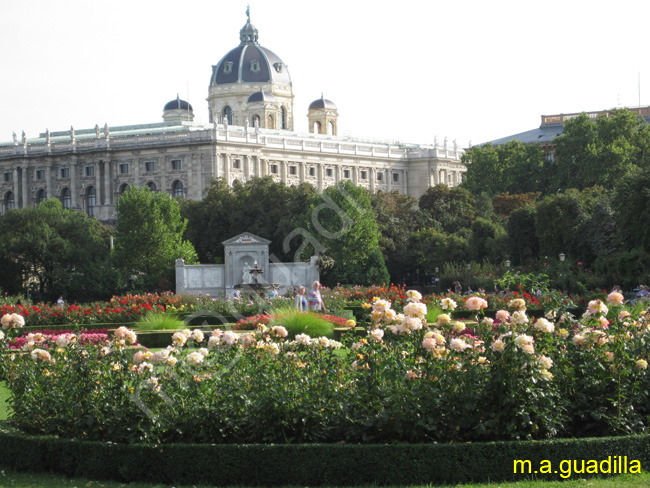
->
1;0;648;147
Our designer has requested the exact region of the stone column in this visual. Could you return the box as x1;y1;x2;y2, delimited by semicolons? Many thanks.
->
134;158;140;188
224;154;231;184
187;155;194;197
335;165;341;184
104;160;112;206
70;157;79;209
387;168;392;192
352;167;358;185
370;168;376;193
195;154;203;198
281;160;287;184
212;149;220;179
20;164;28;208
243;155;250;180
318;164;324;192
93;161;99;198
300;161;306;184
12;167;19;206
45;161;52;199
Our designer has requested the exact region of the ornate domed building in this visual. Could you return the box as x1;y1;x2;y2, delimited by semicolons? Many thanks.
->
208;12;294;130
0;10;465;221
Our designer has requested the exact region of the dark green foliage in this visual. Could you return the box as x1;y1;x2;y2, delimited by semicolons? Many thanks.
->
614;166;650;252
409;227;469;273
0;423;648;486
419;184;476;233
303;180;390;286
534;188;617;268
469;217;508;263
462;141;550;195
0;199;116;302
553;109;650;191
370;191;432;283
181;177;318;264
506;205;539;266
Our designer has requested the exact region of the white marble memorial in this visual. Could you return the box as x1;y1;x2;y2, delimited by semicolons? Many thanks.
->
176;231;319;298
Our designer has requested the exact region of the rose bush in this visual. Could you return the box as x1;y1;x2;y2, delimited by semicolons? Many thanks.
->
1;292;649;445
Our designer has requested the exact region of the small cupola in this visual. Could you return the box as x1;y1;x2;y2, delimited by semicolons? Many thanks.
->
308;94;338;135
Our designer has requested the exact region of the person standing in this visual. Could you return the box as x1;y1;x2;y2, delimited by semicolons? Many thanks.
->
295;286;308;311
307;281;327;312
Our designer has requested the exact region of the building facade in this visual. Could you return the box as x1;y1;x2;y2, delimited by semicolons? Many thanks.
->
0;14;466;221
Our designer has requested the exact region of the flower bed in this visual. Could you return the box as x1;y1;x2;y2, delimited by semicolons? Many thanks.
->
1;290;648;445
6;329;111;350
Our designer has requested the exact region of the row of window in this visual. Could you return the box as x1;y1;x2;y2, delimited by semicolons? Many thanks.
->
1;160;183;183
257;164;399;182
222;60;283;74
1;180;186;216
222;106;288;129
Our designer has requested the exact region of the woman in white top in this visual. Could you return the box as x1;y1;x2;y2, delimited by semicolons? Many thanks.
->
307;281;327;312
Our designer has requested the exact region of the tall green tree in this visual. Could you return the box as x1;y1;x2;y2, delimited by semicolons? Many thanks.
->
506;205;539;266
409;228;469;275
113;186;197;291
535;187;614;267
369;191;432;283
614;166;650;252
419;184;476;233
468;217;508;263
553;109;650;191
461;141;549;195
0;199;115;301
303;180;389;286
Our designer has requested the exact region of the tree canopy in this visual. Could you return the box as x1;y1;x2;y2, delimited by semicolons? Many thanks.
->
0;199;114;301
303;180;390;286
112;186;197;290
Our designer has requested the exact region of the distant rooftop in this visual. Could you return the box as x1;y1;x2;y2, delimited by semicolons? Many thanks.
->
486;105;650;147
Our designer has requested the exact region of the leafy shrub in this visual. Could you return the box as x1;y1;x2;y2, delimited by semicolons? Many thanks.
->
268;310;335;338
134;311;184;331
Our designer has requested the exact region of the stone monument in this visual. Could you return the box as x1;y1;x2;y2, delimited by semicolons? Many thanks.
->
176;232;319;298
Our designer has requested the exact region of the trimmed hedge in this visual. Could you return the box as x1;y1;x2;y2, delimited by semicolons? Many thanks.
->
0;422;648;486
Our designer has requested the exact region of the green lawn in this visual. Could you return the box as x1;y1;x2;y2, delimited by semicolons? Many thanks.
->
0;381;10;421
0;469;648;488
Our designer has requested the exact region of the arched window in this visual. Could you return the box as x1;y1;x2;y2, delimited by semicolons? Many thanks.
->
328;121;334;135
172;180;184;198
280;106;287;129
36;189;47;205
61;188;71;208
118;183;129;196
147;182;157;193
223;106;233;125
3;191;15;214
86;186;96;217
267;114;275;129
313;121;322;134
